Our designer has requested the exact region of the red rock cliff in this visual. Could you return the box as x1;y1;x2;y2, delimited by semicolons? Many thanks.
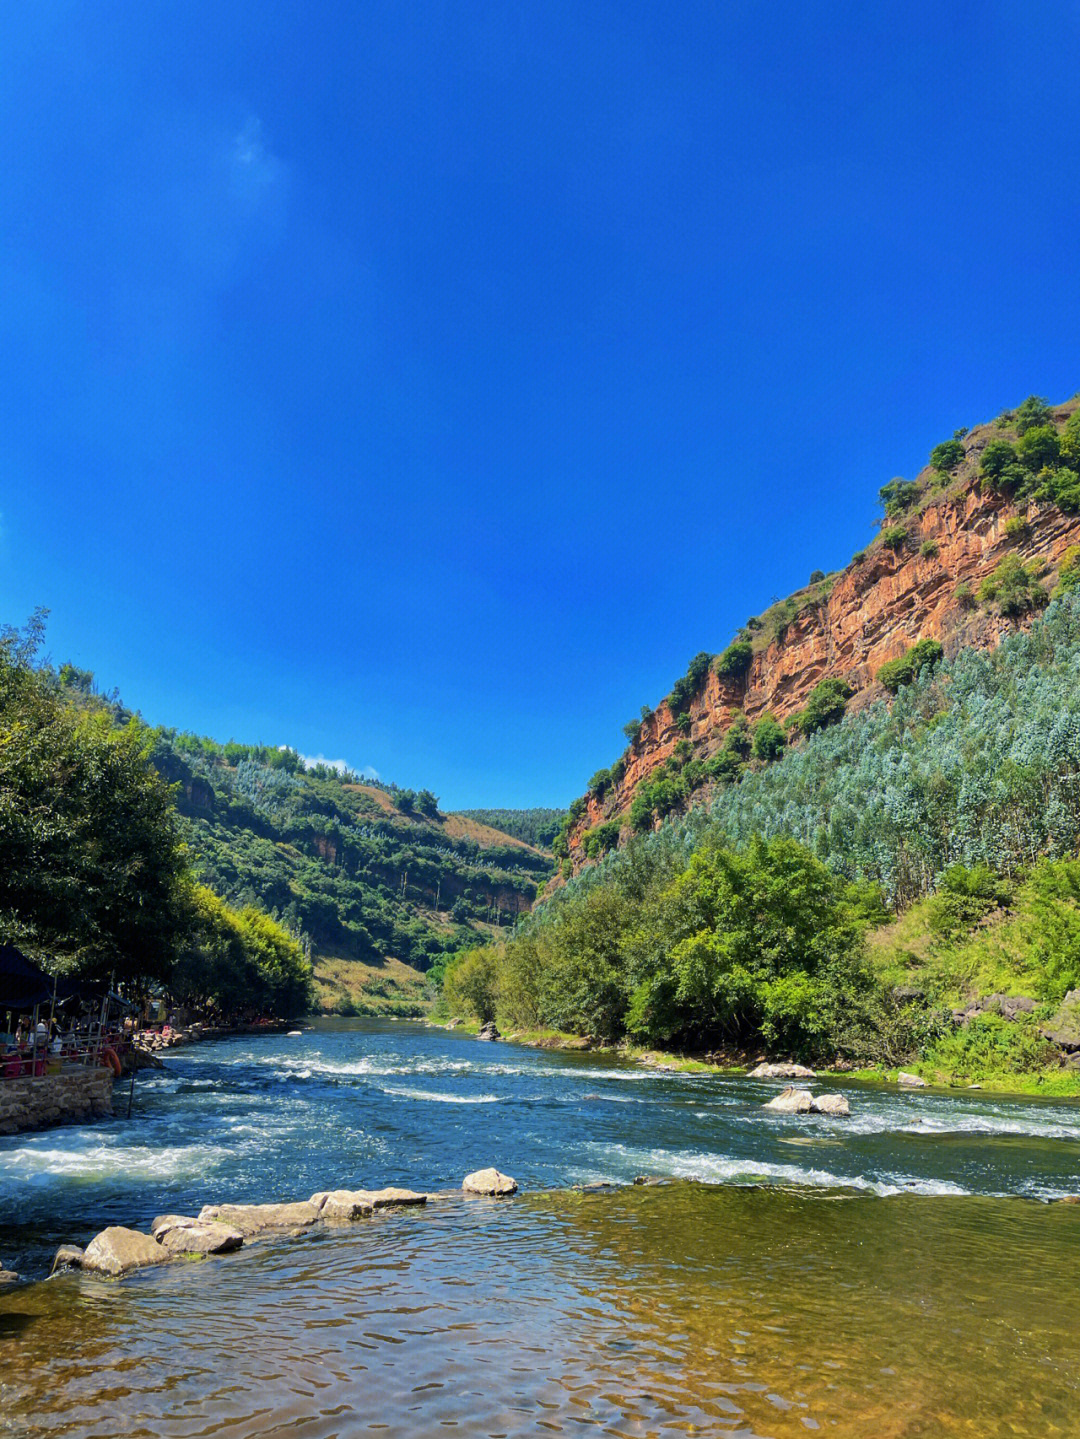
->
566;400;1080;865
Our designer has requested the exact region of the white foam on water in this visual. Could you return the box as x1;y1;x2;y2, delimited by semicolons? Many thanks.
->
379;1085;500;1104
582;1141;974;1197
0;1139;233;1183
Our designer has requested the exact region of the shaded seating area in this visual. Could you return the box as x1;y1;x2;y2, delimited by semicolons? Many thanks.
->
0;944;134;1080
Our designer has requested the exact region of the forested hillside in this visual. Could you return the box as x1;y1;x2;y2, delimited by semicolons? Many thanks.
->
455;808;564;848
148;734;554;1013
442;511;1080;1088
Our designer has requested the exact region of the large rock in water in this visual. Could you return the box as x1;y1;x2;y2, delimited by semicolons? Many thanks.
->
810;1093;851;1116
748;1061;816;1079
897;1071;928;1087
310;1190;375;1220
197;1201;320;1235
476;1021;500;1042
50;1245;85;1275
82;1227;172;1276
763;1086;814;1113
150;1216;244;1255
463;1167;518;1195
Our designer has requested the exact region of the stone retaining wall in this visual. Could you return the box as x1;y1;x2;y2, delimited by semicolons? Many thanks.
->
0;1068;113;1136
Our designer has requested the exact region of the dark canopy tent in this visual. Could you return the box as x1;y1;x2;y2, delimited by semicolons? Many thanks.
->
0;943;52;1010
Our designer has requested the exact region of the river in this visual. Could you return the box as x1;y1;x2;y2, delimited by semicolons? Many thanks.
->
0;1018;1078;1437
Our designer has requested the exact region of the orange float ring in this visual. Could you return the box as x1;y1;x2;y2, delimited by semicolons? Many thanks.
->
101;1046;122;1076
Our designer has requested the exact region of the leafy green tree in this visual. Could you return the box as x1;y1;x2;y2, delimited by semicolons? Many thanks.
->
752;714;786;762
881;525;908;551
879;479;921;515
715;640;753;680
1016;425;1060;472
1014;395;1053;434
415;788;440;817
796;677;853;734
929;440;965;472
979;555;1047;617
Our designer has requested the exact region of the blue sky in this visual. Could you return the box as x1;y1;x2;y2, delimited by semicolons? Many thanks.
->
3;2;1079;808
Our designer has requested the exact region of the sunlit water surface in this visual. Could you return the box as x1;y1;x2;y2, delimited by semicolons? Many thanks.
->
0;1019;1077;1437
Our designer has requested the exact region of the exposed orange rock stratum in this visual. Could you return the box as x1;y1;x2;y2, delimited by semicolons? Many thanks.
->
567;399;1080;864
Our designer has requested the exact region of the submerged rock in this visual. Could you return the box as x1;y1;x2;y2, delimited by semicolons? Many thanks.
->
748;1062;816;1079
897;1071;928;1087
82;1227;172;1276
810;1093;851;1116
463;1167;517;1196
197;1201;321;1235
763;1086;814;1113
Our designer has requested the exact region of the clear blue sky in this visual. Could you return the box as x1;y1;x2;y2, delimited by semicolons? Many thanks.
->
3;2;1079;808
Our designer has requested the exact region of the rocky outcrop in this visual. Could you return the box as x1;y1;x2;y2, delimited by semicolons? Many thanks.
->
81;1227;172;1277
477;1021;500;1042
462;1167;518;1195
1040;991;1080;1051
565;402;1080;862
898;1071;928;1087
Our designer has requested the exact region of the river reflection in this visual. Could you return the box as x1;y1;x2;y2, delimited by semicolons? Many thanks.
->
0;1021;1078;1436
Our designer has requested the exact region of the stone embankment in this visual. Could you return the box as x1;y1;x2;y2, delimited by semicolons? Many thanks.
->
39;1167;518;1282
0;1067;113;1137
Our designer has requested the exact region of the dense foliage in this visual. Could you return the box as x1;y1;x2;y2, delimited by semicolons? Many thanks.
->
876;638;944;693
456;809;565;848
444;831;889;1060
0;616;311;1015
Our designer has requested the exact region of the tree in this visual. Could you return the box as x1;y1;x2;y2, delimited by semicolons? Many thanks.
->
415;788;439;817
1016;425;1060;472
880;479;921;515
929;440;965;472
752;714;786;762
715;640;753;680
1014;395;1053;435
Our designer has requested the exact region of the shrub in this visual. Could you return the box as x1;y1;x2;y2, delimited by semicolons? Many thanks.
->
584;820;621;859
920;539;939;559
588;768;612;799
674;711;692;734
877;638;944;694
1059;411;1080;467
1003;515;1029;541
979;554;1048;617
622;718;643;744
1014;395;1053;435
809;569;826;585
851;550;866;565
980;440;1020;484
668;652;712;716
752;714;786;762
1016;425;1060;472
954;427;969;441
929;440;965;473
881;526;908;551
954;582;975;610
1052;546;1080;599
715;640;753;680
880;478;921;516
1043;467;1080;512
797;677;853;735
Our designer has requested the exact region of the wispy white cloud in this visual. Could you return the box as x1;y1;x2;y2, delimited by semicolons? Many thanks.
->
298;752;380;781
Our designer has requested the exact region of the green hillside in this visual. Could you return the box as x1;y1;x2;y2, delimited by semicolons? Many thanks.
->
148;732;555;1014
441;591;1080;1090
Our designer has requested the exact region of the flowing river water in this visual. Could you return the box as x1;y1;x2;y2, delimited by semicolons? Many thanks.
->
1;1018;1078;1437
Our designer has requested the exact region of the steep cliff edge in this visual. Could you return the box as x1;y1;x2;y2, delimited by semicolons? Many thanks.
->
564;396;1080;867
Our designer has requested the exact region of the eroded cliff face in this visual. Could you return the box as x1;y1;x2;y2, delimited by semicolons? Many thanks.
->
567;402;1080;862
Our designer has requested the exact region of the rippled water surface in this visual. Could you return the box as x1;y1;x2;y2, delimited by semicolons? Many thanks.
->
1;1019;1078;1437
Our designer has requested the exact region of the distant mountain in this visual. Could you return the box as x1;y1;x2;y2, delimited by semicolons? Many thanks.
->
148;734;555;1014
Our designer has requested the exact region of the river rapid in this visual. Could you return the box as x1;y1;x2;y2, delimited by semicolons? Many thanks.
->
1;1018;1078;1437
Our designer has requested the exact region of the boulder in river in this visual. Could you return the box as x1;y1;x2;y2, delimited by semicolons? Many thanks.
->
748;1062;816;1079
151;1217;244;1254
897;1071;928;1087
310;1190;376;1220
463;1167;518;1195
0;1269;20;1284
82;1227;172;1277
476;1021;500;1042
763;1086;814;1113
810;1093;851;1116
197;1201;321;1235
50;1245;85;1275
357;1187;428;1208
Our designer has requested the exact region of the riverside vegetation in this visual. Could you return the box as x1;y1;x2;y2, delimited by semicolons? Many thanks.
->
0;614;555;1019
442;402;1080;1092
